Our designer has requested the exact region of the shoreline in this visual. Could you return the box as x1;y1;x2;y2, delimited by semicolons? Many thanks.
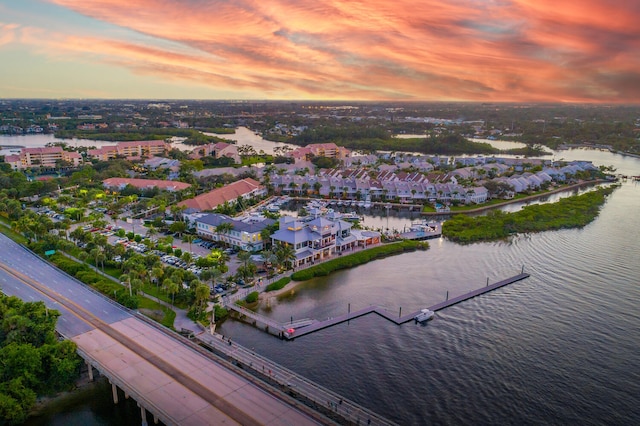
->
29;372;102;416
258;278;302;300
421;179;609;216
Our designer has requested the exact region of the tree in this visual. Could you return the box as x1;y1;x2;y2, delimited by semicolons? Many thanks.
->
169;221;187;238
194;283;210;316
151;266;164;290
164;279;179;306
183;234;194;252
215;222;234;247
275;243;296;270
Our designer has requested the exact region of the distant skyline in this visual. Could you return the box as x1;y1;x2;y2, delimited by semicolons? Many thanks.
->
1;1;639;102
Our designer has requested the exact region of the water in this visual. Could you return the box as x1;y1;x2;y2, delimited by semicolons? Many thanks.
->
24;379;149;426
21;145;640;424
204;126;295;154
215;150;640;425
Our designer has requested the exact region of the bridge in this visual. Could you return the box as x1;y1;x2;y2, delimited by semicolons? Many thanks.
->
0;234;364;426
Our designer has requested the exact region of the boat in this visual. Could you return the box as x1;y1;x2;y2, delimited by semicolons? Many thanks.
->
341;212;362;222
414;309;434;323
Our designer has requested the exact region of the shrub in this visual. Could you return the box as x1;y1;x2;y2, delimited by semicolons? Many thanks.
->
290;240;427;281
245;291;259;304
265;277;291;292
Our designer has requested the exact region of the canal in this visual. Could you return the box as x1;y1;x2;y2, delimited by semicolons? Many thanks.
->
23;145;640;425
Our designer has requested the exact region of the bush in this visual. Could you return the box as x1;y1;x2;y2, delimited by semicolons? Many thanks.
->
265;277;291;292
245;291;259;304
290;240;427;281
214;305;228;321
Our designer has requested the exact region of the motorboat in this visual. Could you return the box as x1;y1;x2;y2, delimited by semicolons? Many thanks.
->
414;309;434;323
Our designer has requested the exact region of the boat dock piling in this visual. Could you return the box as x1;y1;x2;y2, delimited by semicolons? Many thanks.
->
285;272;530;339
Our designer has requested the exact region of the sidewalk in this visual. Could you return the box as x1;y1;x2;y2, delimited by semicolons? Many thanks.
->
58;252;200;332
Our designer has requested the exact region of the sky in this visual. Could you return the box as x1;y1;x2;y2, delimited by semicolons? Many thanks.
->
1;0;639;102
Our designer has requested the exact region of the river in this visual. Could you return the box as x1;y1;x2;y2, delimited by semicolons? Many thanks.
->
215;147;640;425
15;136;640;424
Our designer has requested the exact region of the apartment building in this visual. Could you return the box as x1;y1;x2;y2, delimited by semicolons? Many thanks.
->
4;147;82;170
87;140;169;161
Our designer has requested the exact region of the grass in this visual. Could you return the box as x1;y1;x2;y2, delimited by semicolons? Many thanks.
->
290;240;428;282
265;276;291;292
139;282;189;310
138;297;176;328
0;216;28;243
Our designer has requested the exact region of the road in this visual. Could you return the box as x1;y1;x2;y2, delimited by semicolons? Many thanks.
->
0;233;323;426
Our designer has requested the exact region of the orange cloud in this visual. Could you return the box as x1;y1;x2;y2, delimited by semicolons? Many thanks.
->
25;0;640;101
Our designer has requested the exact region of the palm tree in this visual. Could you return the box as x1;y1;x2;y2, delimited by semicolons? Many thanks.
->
183;234;194;252
90;248;105;272
194;283;210;316
120;273;133;297
215;222;234;247
166;279;179;306
275;243;296;271
151;267;164;290
146;224;158;240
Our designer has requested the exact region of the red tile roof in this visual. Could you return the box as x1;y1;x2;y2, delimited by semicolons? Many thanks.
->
177;178;263;211
102;178;191;191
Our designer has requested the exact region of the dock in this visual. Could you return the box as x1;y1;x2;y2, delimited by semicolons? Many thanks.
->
284;272;530;339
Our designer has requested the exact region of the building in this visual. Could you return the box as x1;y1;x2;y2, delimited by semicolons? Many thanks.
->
194;213;275;252
102;178;191;192
270;215;360;268
286;143;351;164
177;178;265;212
189;142;240;164
87;140;169;161
3;147;82;170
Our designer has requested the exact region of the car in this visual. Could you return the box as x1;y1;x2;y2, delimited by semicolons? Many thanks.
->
193;238;202;243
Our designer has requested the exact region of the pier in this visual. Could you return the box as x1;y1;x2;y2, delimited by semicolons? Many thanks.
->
284;272;530;339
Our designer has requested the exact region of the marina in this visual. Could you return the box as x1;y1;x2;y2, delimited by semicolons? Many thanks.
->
282;272;530;339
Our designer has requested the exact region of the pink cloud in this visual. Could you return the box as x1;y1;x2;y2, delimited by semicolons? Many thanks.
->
30;0;640;101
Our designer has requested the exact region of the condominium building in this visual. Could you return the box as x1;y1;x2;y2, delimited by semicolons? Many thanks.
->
270;215;360;267
194;213;275;252
3;147;82;170
87;140;169;161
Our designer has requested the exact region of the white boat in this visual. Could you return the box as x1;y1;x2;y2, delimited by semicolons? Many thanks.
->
341;212;362;222
414;309;434;323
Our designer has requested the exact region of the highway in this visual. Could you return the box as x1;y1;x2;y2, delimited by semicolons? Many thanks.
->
0;233;322;426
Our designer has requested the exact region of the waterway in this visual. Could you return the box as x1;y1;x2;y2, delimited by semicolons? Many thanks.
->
215;148;640;425
15;135;640;424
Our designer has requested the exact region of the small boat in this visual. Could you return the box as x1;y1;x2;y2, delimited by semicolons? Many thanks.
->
341;212;362;222
414;309;434;323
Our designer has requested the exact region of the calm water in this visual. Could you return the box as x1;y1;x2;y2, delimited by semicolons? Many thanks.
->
216;149;640;425
19;142;640;424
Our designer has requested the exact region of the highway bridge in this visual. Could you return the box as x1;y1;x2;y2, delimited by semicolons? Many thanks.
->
0;234;326;426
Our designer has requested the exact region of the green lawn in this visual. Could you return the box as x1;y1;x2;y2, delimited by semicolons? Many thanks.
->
137;297;176;328
0;216;28;243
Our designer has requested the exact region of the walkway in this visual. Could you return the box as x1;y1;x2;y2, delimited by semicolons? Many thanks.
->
195;331;398;426
58;252;200;332
284;272;530;339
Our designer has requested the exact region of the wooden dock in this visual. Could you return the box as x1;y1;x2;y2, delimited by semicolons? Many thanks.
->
285;272;530;339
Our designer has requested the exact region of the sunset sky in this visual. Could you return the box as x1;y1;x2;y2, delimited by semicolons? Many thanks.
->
1;0;639;102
